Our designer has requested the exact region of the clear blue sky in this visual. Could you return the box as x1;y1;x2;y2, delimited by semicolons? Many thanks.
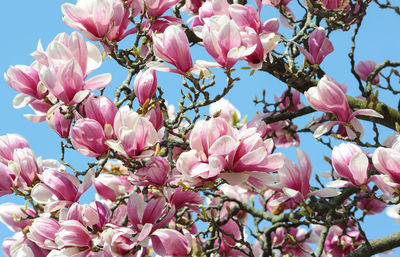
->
0;0;399;254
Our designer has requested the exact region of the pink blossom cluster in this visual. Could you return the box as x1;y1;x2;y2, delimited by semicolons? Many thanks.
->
1;0;398;256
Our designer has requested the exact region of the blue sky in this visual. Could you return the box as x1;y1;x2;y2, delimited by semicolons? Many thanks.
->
0;0;399;254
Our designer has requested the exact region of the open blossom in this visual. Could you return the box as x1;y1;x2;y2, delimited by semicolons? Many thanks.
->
270;149;339;204
328;143;369;187
200;15;256;69
61;203;100;227
62;0;139;42
106;106;159;158
0;134;30;164
27;217;60;250
101;227;137;256
31;168;94;212
33;32;111;105
2;232;49;257
372;147;400;191
319;225;364;257
94;173;131;201
177;118;237;184
228;5;280;69
55;220;93;249
193;0;230;27
11;147;42;188
356;60;379;84
152;25;193;74
0;163;15;196
220;127;284;189
132;156;171;187
182;0;204;14
4;63;46;100
297;27;334;65
0;204;35;232
305;75;383;139
127;192;175;242
151;229;192;256
143;0;181;17
70;118;110;157
272;227;316;257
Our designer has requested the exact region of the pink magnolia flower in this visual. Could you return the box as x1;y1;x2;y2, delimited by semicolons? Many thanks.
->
127;193;175;242
190;117;237;158
194;0;230;26
272;149;339;203
106;106;159;158
320;0;349;10
11;147;42;188
0;163;15;196
4;63;46;100
201;15;256;68
152;25;193;74
132;156;171;187
271;227;316;257
61;203;100;227
356;192;386;215
46;105;72;138
150;229;192;256
182;0;204;14
264;191;298;214
94;173;131;201
209;98;241;125
277;149;313;203
372;147;400;190
27;217;60;250
229;4;262;33
70;118;110;157
91;201;111;231
216;219;247;257
177;118;237;185
101;227;136;256
133;68;158;106
34;32;112;104
143;0;181;17
31;168;94;212
275;89;305;112
240;27;280;69
297;27;334;65
321;225;364;257
2;233;48;257
0;134;30;164
383;133;400;151
168;187;204;212
305;75;383;139
55;220;93;248
328;143;368;187
356;60;379;84
80;95;118;130
146;103;164;131
221;128;284;189
0;203;35;232
62;0;139;42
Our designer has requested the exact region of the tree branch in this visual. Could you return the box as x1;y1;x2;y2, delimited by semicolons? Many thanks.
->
345;231;400;257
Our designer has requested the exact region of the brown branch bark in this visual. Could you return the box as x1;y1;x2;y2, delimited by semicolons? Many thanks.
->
345;231;400;257
261;58;400;131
